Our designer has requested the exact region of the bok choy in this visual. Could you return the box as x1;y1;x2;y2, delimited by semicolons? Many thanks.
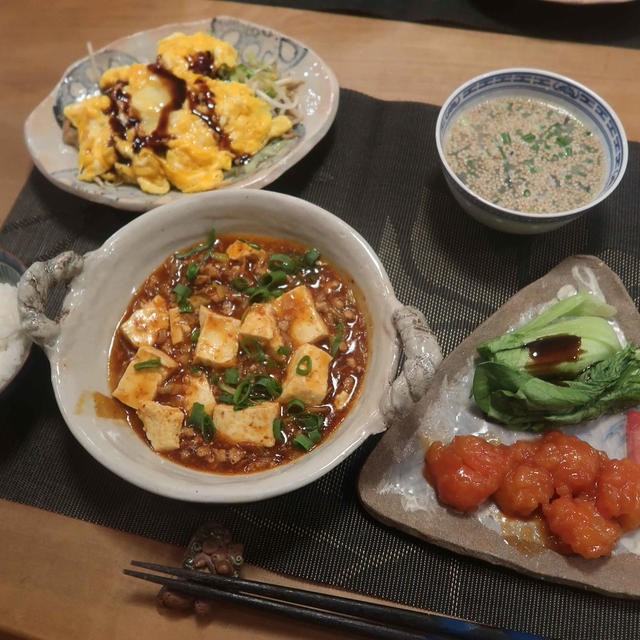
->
472;291;640;430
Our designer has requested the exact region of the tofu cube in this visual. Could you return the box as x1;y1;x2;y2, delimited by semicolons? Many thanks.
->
280;344;332;407
112;346;178;409
169;306;192;344
182;374;216;415
239;303;284;354
272;285;329;347
194;307;241;368
213;402;280;447
120;295;169;347
137;400;184;452
226;240;266;261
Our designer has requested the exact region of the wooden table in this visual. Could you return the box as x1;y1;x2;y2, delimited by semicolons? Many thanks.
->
1;2;639;638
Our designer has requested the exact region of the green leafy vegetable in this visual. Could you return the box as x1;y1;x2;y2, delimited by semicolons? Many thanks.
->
471;292;640;430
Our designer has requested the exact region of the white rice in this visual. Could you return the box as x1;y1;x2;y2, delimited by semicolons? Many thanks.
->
0;283;29;389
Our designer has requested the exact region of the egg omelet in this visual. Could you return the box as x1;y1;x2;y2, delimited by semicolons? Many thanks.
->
63;32;294;194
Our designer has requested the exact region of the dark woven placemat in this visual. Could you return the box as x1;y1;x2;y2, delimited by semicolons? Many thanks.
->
230;0;640;50
2;89;640;639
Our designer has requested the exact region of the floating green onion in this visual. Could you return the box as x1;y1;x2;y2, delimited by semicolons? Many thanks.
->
307;429;322;443
233;378;253;407
133;358;161;370
241;337;266;362
212;252;229;263
188;402;215;442
185;262;199;282
231;276;250;292
190;327;200;344
240;238;261;250
224;368;239;385
273;418;284;444
277;345;291;357
268;253;297;274
293;433;313;451
303;248;320;266
286;398;305;415
259;270;287;287
296;355;312;376
173;283;193;313
175;227;216;259
330;321;344;357
251;375;282;400
299;413;323;430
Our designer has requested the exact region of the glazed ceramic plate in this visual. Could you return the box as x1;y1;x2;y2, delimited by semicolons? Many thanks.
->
24;16;339;212
359;256;640;598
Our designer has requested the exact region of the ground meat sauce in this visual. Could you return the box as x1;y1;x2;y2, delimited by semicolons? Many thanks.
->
109;233;368;474
424;431;640;558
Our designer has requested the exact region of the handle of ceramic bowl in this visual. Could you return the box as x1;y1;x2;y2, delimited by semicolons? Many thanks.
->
17;251;85;349
377;305;442;431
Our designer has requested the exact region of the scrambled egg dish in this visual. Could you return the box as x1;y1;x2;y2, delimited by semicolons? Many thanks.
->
63;32;294;194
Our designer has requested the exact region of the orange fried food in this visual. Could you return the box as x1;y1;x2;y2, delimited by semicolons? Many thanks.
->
493;464;554;518
425;436;508;512
532;431;600;497
543;496;621;558
596;458;640;531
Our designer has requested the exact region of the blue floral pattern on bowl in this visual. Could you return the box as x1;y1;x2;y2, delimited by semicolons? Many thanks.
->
25;16;338;212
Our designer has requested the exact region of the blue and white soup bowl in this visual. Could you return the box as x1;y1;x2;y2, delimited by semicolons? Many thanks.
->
435;68;628;234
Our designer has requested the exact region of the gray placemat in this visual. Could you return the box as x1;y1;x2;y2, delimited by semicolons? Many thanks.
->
2;89;640;639
229;0;640;50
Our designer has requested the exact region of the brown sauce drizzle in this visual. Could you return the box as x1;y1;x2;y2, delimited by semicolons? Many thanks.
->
187;50;215;77
525;334;583;377
187;78;233;152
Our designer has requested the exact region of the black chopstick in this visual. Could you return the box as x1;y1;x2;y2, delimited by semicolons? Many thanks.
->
124;567;443;640
127;561;543;640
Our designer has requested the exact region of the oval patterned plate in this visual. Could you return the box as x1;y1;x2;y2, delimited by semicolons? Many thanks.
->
24;16;339;212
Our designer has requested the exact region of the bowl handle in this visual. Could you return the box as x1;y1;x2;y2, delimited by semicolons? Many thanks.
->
17;251;85;349
377;305;442;431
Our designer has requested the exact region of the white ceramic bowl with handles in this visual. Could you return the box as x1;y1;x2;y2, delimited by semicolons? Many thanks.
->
17;190;441;503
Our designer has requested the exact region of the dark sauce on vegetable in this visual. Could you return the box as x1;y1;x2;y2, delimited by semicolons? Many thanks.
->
526;334;582;376
109;234;369;475
187;50;215;77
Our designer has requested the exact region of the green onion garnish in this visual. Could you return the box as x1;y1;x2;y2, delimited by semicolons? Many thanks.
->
173;283;193;313
303;248;320;266
268;253;297;274
251;375;282;400
133;358;161;370
231;277;250;291
293;433;313;451
175;227;217;259
259;270;287;287
240;239;261;250
299;413;323;430
224;368;239;385
212;252;229;263
296;355;312;376
185;262;199;281
307;429;321;443
190;327;200;344
521;133;535;143
273;418;284;444
241;337;266;362
232;378;253;407
330;321;344;357
286;398;305;415
500;132;511;145
188;402;215;442
277;345;291;357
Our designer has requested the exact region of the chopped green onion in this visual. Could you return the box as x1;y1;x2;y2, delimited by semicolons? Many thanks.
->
212;252;229;263
173;283;193;313
231;277;250;292
241;337;266;362
133;358;161;370
523;189;531;197
268;253;297;274
217;392;235;404
521;133;535;143
240;238;261;250
189;364;207;376
299;413;323;430
190;327;200;344
188;402;215;442
277;345;291;357
296;355;312;376
330;321;344;357
307;429;322;443
217;379;236;395
273;418;284;444
293;433;313;451
259;270;287;287
175;227;216;260
303;248;320;266
251;375;282;400
501;132;511;145
224;368;239;385
286;398;305;415
232;378;253;407
247;286;272;304
185;262;199;281
556;135;571;147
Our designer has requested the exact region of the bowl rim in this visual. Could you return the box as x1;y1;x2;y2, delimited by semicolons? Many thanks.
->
34;189;403;502
0;249;32;397
435;66;629;221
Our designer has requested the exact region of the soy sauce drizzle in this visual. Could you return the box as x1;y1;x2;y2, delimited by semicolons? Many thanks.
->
526;334;583;377
187;77;232;152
